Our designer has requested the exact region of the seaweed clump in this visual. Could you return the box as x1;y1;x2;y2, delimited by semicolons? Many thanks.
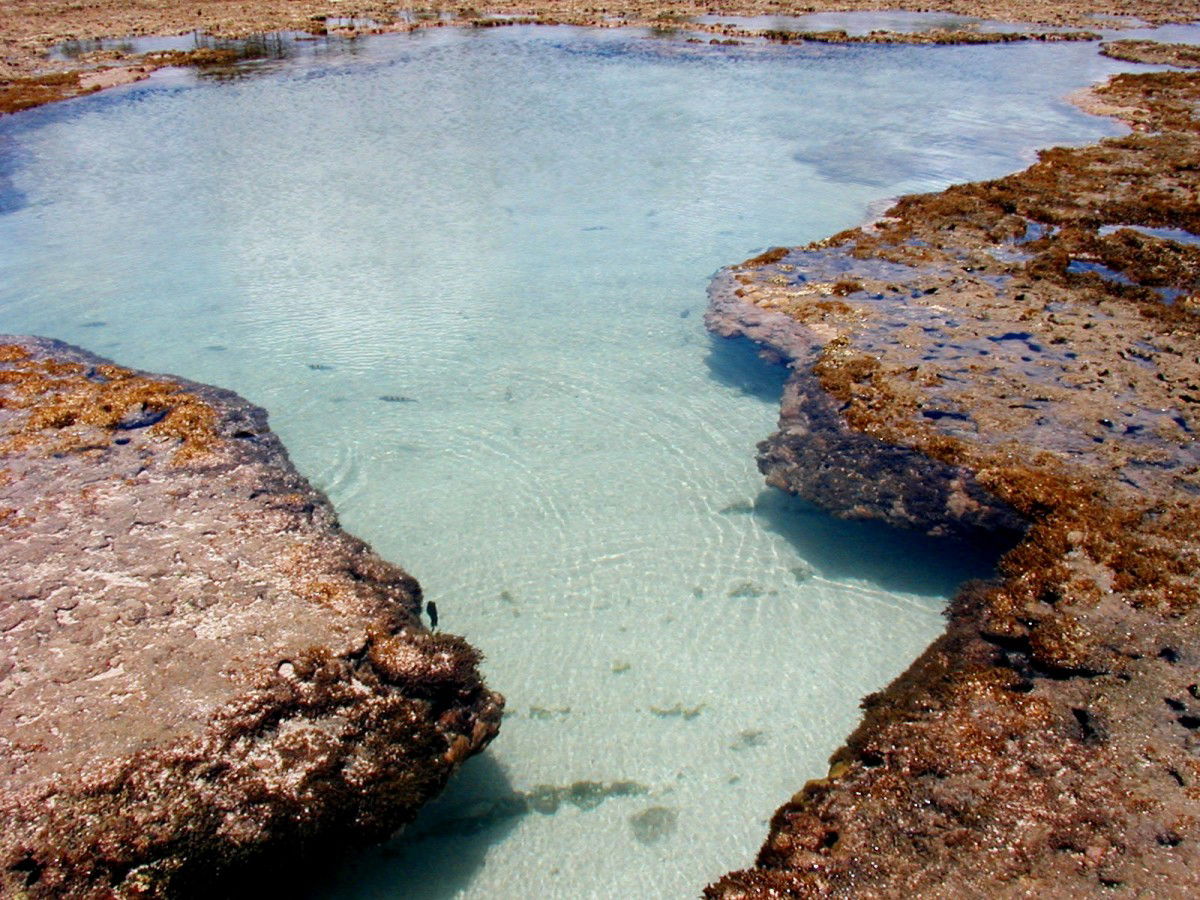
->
0;343;219;463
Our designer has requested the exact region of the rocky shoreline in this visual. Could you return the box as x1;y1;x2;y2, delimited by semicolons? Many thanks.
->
706;272;1030;545
0;337;502;897
704;58;1200;896
4;5;1200;895
2;0;1198;114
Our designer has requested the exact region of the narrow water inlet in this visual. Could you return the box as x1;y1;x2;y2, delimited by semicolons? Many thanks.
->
0;22;1174;897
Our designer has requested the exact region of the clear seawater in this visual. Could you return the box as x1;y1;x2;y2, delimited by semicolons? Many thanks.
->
690;10;1085;33
0;25;1151;897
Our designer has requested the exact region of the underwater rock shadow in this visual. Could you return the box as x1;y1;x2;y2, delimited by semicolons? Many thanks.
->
234;752;520;900
0;136;30;216
703;334;790;404
750;487;1014;598
703;333;1009;596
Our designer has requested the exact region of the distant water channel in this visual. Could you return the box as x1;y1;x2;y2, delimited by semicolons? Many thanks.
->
0;24;1146;897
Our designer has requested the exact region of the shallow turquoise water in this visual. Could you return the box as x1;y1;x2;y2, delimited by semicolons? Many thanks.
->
0;25;1146;897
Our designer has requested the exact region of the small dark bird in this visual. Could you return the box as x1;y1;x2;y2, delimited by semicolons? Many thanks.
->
426;601;439;630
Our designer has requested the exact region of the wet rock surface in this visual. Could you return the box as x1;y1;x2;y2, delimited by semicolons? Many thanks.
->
0;336;502;897
706;66;1200;896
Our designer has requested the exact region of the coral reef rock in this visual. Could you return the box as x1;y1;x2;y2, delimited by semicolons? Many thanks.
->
706;66;1200;897
0;335;502;897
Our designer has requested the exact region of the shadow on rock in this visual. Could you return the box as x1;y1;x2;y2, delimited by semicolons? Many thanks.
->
704;334;789;404
235;752;520;900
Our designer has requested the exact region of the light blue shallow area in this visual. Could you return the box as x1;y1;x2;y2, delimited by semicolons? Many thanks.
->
691;10;1085;33
0;24;1164;897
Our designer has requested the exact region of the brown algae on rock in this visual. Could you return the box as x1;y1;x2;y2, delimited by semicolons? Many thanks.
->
6;0;1196;107
0;336;502;896
705;65;1200;897
1101;39;1200;68
0;342;219;463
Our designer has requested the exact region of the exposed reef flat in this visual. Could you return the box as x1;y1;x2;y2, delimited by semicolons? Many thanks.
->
2;0;1199;111
705;65;1200;896
1102;38;1200;67
0;337;502;897
702;24;1099;45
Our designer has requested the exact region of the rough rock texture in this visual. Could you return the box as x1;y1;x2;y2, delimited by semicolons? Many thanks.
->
1101;39;1200;68
0;337;503;898
707;274;1028;543
706;66;1200;897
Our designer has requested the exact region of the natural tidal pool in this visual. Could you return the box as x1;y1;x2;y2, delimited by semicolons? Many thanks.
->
0;24;1151;897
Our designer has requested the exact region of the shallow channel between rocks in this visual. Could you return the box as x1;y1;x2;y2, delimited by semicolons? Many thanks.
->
0;21;1179;896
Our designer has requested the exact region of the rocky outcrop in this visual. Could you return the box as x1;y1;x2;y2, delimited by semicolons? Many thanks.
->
1101;39;1200;68
705;67;1200;897
707;278;1027;543
0;336;502;897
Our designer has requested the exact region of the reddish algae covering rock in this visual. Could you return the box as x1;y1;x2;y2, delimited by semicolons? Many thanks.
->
0;336;502;897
